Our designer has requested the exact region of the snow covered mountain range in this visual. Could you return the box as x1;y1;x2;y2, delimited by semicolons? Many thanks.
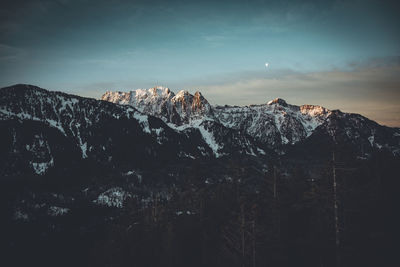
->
1;84;399;177
102;86;400;154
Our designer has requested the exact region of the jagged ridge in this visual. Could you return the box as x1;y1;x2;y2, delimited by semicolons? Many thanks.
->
102;87;214;126
102;87;400;155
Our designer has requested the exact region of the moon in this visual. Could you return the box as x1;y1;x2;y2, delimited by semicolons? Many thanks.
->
265;62;269;68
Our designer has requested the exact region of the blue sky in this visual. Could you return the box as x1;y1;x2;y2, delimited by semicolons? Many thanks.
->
1;0;399;126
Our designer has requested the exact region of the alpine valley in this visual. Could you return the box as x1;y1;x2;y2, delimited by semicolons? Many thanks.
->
1;84;399;267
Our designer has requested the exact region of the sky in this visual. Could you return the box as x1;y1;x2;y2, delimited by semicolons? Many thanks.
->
1;0;399;126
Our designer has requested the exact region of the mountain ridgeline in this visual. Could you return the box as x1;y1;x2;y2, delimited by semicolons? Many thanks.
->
1;84;399;267
102;86;400;154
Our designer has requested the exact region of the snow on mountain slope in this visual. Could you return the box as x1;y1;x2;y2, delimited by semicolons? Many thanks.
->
0;85;162;159
103;88;331;148
102;88;269;156
102;88;400;155
1;85;269;176
214;98;330;146
0;85;201;175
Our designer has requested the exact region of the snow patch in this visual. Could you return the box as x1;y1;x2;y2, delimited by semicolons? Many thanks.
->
0;108;67;135
153;127;164;136
257;147;266;155
81;142;88;158
48;206;70;216
197;123;222;157
94;187;130;208
176;210;195;216
133;112;151;134
178;151;196;159
368;135;375;146
31;158;54;175
14;210;29;221
123;170;143;183
167;119;223;157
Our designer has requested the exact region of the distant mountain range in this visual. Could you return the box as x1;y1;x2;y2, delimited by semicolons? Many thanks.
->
102;86;400;155
1;84;399;177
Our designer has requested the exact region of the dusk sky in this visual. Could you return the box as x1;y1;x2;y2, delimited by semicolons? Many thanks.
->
1;0;399;126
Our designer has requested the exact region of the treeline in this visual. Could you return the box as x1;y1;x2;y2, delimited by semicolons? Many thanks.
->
87;152;397;267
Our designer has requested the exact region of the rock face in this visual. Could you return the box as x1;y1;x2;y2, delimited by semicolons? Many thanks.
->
102;87;214;125
102;88;400;154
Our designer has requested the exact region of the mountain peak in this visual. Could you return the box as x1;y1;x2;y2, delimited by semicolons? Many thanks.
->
149;86;172;97
267;98;288;106
192;90;211;112
174;90;190;98
300;104;330;117
2;84;46;93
